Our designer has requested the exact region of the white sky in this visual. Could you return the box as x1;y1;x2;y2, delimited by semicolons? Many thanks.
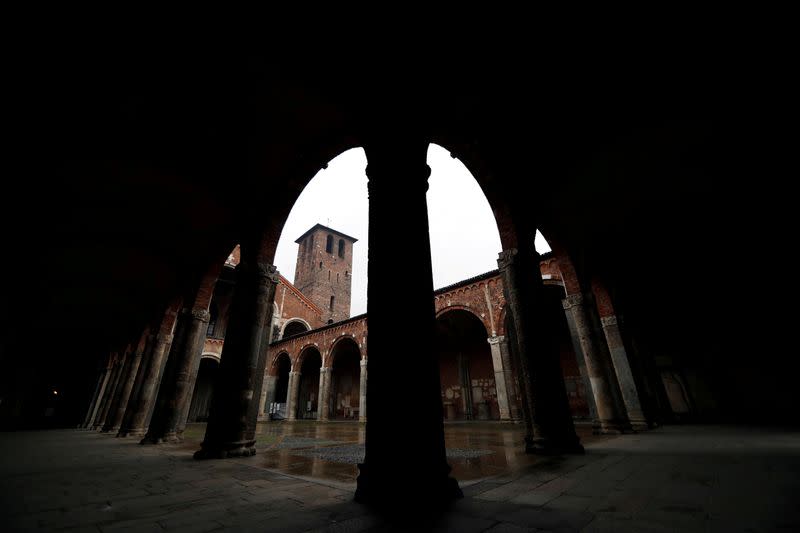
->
273;144;550;317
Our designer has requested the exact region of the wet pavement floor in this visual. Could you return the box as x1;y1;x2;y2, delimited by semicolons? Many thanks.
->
179;420;610;486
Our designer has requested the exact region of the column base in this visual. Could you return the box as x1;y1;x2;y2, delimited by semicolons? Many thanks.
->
139;431;181;445
354;462;463;507
629;418;650;431
596;420;634;435
194;439;257;460
525;436;585;455
117;428;146;438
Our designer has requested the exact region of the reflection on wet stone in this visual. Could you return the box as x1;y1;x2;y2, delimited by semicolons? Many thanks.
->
180;421;601;483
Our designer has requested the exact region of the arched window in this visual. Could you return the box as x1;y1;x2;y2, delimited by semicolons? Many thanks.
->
328;270;331;281
326;234;333;253
319;261;323;270
338;239;345;258
337;273;339;283
329;295;335;311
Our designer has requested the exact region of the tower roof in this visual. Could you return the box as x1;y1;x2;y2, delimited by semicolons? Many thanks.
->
294;223;358;244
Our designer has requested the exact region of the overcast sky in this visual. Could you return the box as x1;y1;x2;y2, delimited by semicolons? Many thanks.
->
273;144;550;316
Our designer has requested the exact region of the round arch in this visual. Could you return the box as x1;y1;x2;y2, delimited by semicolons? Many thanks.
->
268;351;291;377
281;318;311;339
435;308;499;421
296;345;322;420
435;304;491;336
328;336;362;420
268;352;292;419
296;343;321;370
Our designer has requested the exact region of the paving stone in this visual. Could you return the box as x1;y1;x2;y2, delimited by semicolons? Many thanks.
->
2;425;800;532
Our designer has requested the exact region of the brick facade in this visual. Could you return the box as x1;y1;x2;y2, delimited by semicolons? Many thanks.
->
201;234;593;422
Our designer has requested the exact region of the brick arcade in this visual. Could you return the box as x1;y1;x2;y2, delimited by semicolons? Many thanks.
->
91;221;672;450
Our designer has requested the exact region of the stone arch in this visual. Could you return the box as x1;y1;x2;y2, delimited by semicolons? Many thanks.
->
328;336;362;420
295;343;321;370
436;308;499;421
296;345;322;420
268;352;292;418
328;334;360;367
436;304;491;337
268;351;291;377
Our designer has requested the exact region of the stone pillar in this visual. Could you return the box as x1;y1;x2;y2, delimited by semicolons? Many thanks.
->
563;308;599;425
498;247;584;455
286;371;300;421
194;261;279;459
496;336;522;420
82;367;108;429
101;347;133;433
562;293;630;434
601;315;648;430
355;137;462;505
119;332;173;437
359;357;367;422
105;339;146;433
94;353;124;430
117;334;153;436
318;367;331;421
487;336;512;420
141;307;209;444
258;375;277;421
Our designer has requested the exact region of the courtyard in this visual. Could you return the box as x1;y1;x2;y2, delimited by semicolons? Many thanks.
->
2;423;798;531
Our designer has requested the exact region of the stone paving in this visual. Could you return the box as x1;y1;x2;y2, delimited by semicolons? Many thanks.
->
1;424;798;531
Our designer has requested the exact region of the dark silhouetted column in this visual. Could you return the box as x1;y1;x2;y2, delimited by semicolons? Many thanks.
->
194;259;278;459
141;306;209;444
93;352;124;430
498;246;584;455
117;333;154;436
106;335;147;433
355;137;462;505
120;307;178;437
82;366;108;429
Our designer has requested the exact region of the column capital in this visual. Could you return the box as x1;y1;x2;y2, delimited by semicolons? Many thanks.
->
497;248;518;270
497;246;540;271
236;261;279;284
562;293;585;310
190;309;211;323
487;335;507;346
601;315;619;327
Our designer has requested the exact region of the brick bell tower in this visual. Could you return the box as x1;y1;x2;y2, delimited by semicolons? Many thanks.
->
293;223;358;323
